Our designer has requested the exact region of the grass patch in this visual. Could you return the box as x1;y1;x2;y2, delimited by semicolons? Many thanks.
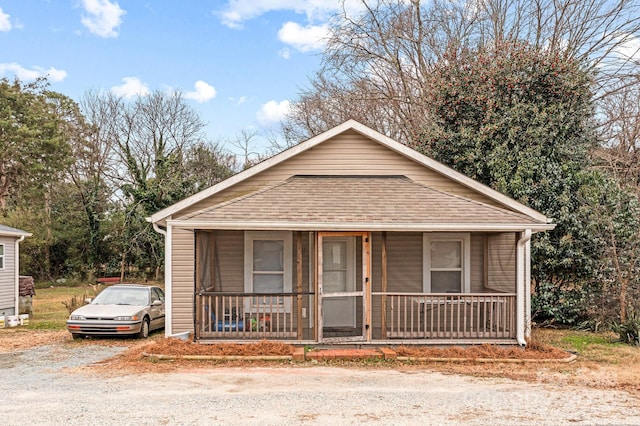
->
532;327;636;364
29;285;99;330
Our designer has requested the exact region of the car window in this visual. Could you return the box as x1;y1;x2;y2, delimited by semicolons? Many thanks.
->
152;288;165;303
93;287;150;305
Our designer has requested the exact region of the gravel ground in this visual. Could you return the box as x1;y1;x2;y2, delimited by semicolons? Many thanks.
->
1;343;640;425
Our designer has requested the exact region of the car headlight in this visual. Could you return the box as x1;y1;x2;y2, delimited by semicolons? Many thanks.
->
114;315;140;321
70;315;85;320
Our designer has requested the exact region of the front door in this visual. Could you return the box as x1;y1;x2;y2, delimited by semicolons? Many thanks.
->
318;232;371;342
322;237;356;328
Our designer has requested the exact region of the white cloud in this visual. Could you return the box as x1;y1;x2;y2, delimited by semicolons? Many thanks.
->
614;33;640;61
278;47;291;59
111;77;149;98
0;7;11;32
278;22;329;52
80;0;126;38
184;80;217;103
0;63;68;82
45;67;68;82
229;96;247;105
256;100;291;127
217;0;364;29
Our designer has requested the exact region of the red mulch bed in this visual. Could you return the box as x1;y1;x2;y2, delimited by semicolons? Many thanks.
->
141;338;295;356
393;343;570;359
134;338;567;360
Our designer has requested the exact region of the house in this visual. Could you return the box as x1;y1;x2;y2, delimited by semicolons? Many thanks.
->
0;224;31;318
149;120;554;345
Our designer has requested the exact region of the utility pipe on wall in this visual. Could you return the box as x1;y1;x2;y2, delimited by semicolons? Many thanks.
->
151;223;171;336
516;229;532;347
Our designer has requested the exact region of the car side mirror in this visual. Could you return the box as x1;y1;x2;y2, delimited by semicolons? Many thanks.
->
151;300;163;306
85;298;93;304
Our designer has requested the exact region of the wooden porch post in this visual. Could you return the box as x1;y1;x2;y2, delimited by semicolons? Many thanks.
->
381;231;387;338
364;232;372;341
296;232;303;340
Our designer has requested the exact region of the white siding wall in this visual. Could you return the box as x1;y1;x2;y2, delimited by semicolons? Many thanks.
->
0;236;16;315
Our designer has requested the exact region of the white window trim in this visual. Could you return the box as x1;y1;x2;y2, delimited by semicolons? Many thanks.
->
244;231;293;312
0;243;4;270
423;233;471;293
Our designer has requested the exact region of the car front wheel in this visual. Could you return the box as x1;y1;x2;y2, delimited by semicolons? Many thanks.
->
138;317;150;338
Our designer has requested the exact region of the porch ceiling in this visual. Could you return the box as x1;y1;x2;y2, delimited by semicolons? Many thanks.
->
173;176;552;231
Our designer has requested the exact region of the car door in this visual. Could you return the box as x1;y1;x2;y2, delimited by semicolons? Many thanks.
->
148;287;166;330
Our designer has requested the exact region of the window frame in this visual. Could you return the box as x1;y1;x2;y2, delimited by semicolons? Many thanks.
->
244;231;293;311
0;243;4;270
423;233;471;293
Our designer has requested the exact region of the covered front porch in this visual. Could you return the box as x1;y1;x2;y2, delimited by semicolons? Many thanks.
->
193;230;526;344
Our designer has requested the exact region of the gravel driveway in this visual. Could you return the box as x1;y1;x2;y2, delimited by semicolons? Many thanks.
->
1;343;639;425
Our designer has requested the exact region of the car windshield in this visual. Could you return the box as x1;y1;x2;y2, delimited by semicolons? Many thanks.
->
92;287;150;306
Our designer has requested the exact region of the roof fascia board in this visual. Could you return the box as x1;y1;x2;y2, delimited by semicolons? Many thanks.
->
0;230;32;238
166;220;555;232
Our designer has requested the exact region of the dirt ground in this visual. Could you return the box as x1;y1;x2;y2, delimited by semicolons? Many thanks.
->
1;327;638;397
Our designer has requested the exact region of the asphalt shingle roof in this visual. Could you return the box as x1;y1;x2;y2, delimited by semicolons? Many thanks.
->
0;224;30;236
185;176;543;228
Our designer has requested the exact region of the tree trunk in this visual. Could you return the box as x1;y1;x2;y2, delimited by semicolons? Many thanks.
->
120;251;127;282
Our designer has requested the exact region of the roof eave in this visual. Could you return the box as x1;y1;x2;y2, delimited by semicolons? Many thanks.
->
0;230;32;238
166;220;555;233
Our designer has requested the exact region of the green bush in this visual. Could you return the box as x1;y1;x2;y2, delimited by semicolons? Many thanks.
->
612;309;640;346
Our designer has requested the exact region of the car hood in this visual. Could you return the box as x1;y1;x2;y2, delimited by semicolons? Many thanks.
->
71;304;146;318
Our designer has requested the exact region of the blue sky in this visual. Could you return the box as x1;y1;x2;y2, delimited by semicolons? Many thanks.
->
0;1;363;154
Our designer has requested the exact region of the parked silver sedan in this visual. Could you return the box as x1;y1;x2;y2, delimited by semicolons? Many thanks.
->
66;284;165;339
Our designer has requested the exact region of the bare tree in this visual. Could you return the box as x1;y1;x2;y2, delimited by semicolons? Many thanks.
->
65;90;123;273
228;128;261;169
596;77;640;190
283;0;640;144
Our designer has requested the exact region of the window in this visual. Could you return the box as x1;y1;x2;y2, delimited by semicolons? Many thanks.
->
423;233;470;293
0;244;4;270
151;287;165;303
244;231;292;310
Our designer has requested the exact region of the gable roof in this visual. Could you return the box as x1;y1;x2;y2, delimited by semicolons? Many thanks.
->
149;120;551;227
169;175;551;232
0;224;32;238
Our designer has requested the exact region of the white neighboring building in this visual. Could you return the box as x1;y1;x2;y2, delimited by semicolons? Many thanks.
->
0;224;31;317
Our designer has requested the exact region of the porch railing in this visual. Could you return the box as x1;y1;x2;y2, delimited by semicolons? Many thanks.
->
196;292;307;340
373;292;516;340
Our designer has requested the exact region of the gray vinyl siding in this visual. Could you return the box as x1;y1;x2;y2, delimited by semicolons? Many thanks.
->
385;233;423;293
179;131;505;219
215;231;244;292
486;233;516;292
470;233;485;291
0;237;16;314
171;228;195;334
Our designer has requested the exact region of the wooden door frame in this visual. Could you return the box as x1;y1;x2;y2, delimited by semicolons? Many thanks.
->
316;231;372;342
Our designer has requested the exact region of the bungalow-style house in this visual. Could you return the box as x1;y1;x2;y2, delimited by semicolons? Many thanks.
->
149;120;554;345
0;225;31;318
